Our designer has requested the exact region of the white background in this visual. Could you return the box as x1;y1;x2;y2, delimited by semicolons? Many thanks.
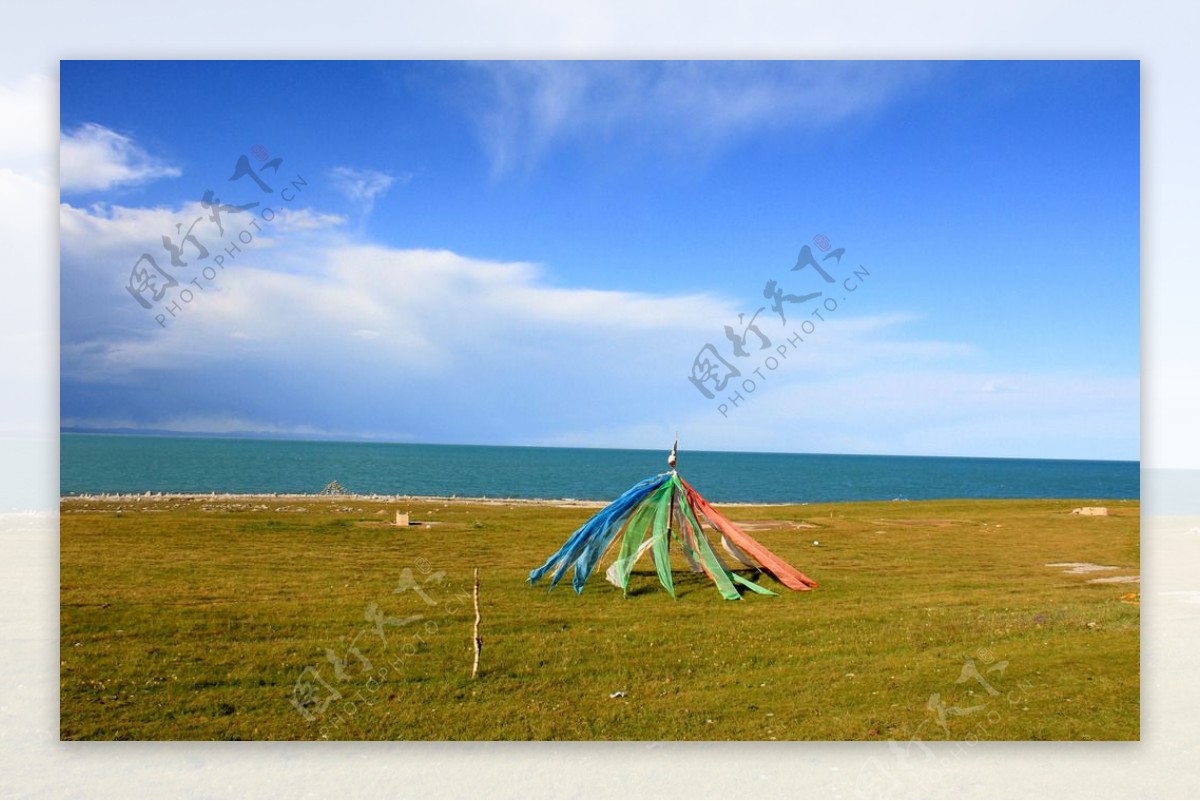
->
2;1;1197;797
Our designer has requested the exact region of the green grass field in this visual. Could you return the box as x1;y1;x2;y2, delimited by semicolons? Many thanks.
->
60;495;1139;741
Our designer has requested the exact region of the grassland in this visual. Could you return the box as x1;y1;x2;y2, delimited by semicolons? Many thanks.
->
59;495;1139;741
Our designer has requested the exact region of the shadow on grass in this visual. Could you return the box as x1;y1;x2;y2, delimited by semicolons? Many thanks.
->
622;568;784;599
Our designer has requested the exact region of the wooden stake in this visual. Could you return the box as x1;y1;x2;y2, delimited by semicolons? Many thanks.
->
471;567;482;679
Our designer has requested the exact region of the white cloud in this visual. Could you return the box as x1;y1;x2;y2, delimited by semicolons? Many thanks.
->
58;198;723;396
468;61;937;175
59;198;1134;460
59;200;345;278
270;207;347;232
60;225;731;382
328;166;406;219
60;123;182;193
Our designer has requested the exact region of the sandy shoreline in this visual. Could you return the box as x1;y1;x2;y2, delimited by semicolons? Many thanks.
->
54;491;876;509
58;492;1138;510
60;491;617;508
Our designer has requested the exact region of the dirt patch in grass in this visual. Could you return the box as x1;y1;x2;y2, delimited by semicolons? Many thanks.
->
732;520;820;532
1046;562;1120;575
1045;562;1140;585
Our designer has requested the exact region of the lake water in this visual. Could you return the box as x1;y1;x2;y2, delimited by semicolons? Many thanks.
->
59;434;1140;503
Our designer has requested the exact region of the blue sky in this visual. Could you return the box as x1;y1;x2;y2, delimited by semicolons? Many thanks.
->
58;60;1139;460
